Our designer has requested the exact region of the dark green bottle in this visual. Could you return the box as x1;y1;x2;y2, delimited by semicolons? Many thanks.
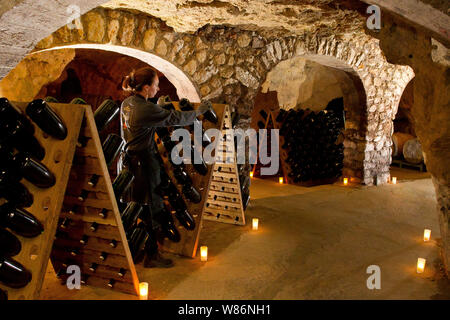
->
112;169;135;201
0;203;44;238
94;99;120;132
102;134;124;167
0;228;21;257
26;99;67;140
0;256;32;288
121;202;143;236
12;153;56;188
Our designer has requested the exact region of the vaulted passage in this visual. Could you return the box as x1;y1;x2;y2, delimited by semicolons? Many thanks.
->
0;0;448;301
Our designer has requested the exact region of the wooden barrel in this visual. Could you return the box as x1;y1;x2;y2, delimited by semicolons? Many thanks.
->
403;138;424;164
392;132;414;157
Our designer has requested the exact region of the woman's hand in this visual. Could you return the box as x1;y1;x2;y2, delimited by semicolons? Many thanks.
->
157;95;171;106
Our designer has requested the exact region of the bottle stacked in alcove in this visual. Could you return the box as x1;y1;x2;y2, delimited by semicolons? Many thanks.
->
279;107;344;182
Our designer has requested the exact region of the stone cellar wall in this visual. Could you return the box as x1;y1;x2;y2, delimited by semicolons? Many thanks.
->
3;7;414;186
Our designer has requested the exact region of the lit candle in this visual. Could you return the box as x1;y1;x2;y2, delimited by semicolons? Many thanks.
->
417;258;426;273
279;177;284;184
250;172;254;178
343;178;348;185
423;229;431;242
139;282;149;300
200;246;208;262
392;177;397;184
252;218;259;231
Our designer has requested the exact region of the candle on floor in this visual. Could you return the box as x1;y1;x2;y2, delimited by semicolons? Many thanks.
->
343;178;348;185
391;177;397;184
417;258;426;273
250;172;254;178
200;246;208;262
252;218;259;231
279;177;284;184
423;229;431;242
139;282;148;300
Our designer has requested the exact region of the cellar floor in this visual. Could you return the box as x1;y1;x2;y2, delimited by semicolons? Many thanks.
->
39;169;449;300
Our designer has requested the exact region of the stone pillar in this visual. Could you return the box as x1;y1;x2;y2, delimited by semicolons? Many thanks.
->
375;16;450;274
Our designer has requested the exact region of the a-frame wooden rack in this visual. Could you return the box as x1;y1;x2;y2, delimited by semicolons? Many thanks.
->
155;103;246;259
251;110;289;183
0;102;139;300
203;105;246;226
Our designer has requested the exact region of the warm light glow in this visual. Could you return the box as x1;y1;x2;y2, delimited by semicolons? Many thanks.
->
279;177;284;184
424;229;431;242
391;177;397;184
417;258;426;273
139;282;148;300
343;178;348;185
252;218;259;231
200;246;208;262
250;172;254;178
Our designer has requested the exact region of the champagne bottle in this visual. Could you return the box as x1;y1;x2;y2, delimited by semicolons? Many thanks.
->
203;106;218;124
159;208;181;243
78;189;89;202
173;166;192;186
121;202;143;236
44;96;59;103
182;184;202;203
26;99;67;140
88;174;100;187
128;222;149;263
99;252;108;261
0;228;21;257
191;146;207;175
0;171;34;208
239;175;250;191
0;256;32;288
174;209;196;231
0;98;34;135
70;98;87;105
112;169;135;201
109;239;118;248
89;263;98;272
60;217;71;229
118;268;126;277
102;134;124;167
94;99;120;133
96;208;107;219
80;235;89;245
90;222;99;232
0;203;44;238
241;190;250;211
107;279;115;288
0;118;45;161
12;153;56;188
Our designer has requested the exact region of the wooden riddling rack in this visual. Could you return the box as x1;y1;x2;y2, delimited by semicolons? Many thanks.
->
251;110;289;183
203;105;246;226
50;104;140;296
155;102;228;258
0;102;84;299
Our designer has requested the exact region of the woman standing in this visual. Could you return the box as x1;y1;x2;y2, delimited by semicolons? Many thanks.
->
121;67;212;268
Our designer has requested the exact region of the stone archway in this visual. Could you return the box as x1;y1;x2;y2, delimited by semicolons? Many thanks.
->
252;37;415;185
36;44;201;102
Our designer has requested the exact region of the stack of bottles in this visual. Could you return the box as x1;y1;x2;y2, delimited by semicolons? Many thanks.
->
0;98;66;299
278;108;344;183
